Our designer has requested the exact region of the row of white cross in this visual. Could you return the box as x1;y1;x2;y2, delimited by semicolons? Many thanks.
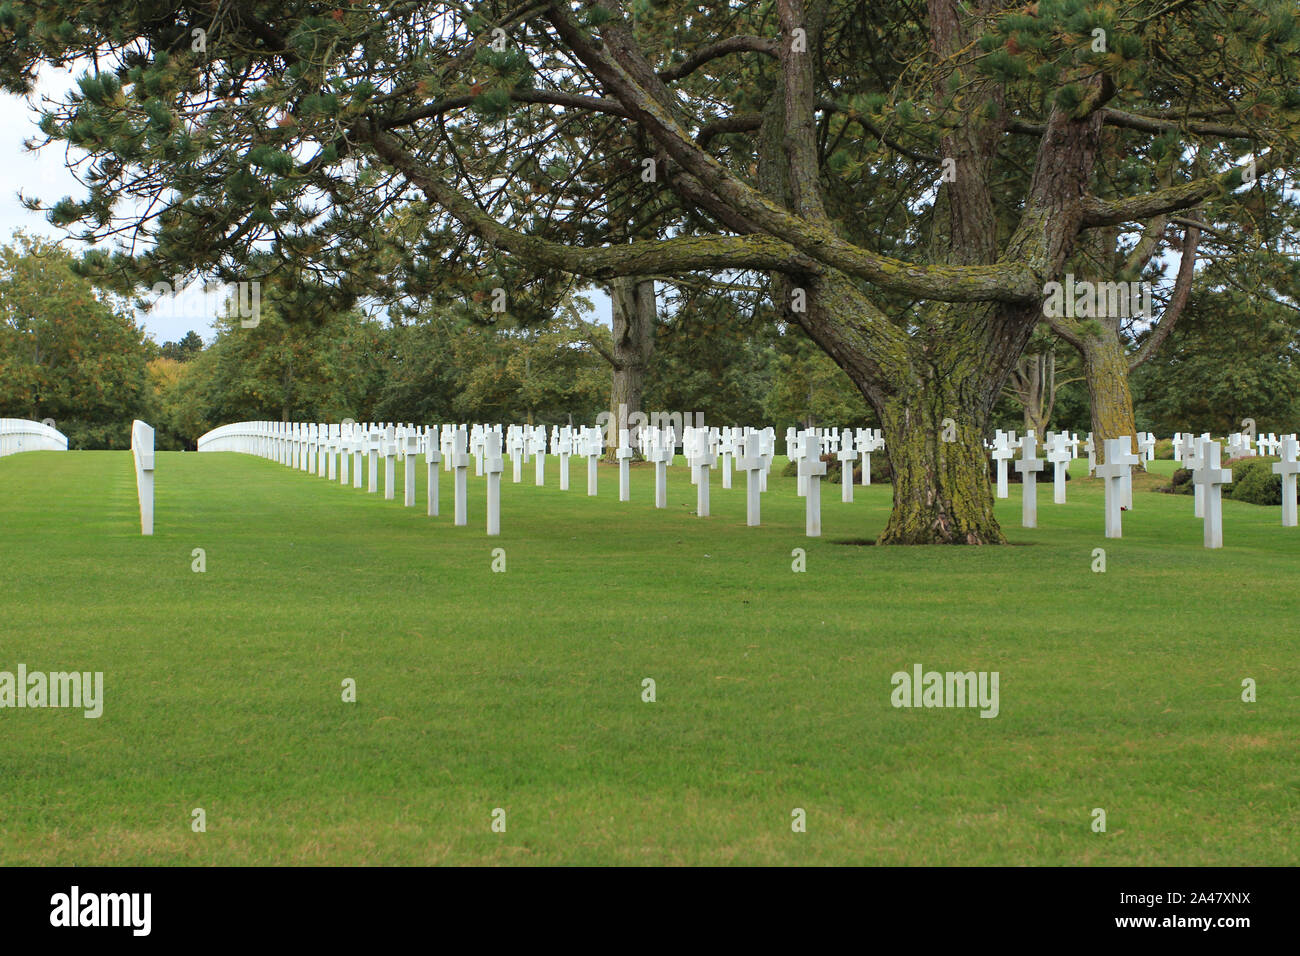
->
195;421;1299;548
990;429;1300;548
196;420;887;537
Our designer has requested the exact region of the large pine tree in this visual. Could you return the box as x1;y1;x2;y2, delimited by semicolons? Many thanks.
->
2;0;1296;541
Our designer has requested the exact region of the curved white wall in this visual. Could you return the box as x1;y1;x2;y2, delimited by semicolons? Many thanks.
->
0;418;69;457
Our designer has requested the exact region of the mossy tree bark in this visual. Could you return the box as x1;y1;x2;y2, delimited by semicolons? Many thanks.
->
1079;328;1141;465
604;276;656;460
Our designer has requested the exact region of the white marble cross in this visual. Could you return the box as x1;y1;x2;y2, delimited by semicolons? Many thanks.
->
992;431;1015;499
837;429;856;503
616;427;633;502
485;430;503;535
1172;432;1184;462
760;428;775;491
403;430;421;507
1014;434;1044;527
1046;432;1071;504
425;427;442;517
737;428;764;527
583;426;602;496
352;425;365;489
788;427;807;497
857;428;884;487
1083;432;1096;476
719;428;735;490
383;424;398;500
1194;441;1232;548
1272;436;1299;527
1096;437;1139;538
798;429;827;536
338;424;351;486
652;427;672;509
1185;436;1208;518
452;426;471;526
508;425;524;484
532;425;547;486
557;425;572;491
367;426;382;493
1137;432;1155;462
324;424;338;480
691;427;716;517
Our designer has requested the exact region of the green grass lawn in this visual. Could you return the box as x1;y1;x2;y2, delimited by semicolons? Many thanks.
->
1;448;1296;865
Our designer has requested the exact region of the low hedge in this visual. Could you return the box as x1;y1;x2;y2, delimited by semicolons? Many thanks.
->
1161;457;1281;506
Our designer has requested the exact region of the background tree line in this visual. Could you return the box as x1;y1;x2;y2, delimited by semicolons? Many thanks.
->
1;232;1296;451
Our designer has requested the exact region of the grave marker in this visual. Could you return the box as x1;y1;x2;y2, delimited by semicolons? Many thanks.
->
1271;437;1299;528
1015;434;1044;527
1096;438;1139;538
1194;441;1232;549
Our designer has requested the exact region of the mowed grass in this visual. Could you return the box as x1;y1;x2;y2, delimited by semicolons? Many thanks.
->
0;447;1297;866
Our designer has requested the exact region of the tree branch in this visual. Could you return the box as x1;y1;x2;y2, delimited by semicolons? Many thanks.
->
1128;218;1200;371
657;35;779;82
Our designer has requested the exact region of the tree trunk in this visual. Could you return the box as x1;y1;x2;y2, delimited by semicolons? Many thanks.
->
605;276;655;459
1080;331;1140;465
876;362;1004;545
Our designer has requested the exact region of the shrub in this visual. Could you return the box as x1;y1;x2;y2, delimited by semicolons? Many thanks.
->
1162;467;1194;495
1161;458;1282;505
1227;457;1282;506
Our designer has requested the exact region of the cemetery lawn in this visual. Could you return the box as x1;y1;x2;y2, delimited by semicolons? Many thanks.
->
1;450;1297;867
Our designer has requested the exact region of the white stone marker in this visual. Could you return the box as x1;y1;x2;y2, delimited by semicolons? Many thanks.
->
799;430;827;537
992;431;1015;499
1195;441;1232;549
789;427;807;496
324;424;338;480
616;427;633;502
383;424;397;500
367;427;381;493
1084;432;1096;476
472;424;485;477
352;426;364;488
509;427;524;484
737;428;764;527
1096;437;1138;538
1272;437;1299;527
1015;434;1044;527
442;425;455;473
131;419;155;536
838;429;856;503
1046;432;1071;504
452;426;470;526
584;426;601;496
692;427;716;517
557;426;572;491
485;430;503;535
1186;436;1207;518
425;427;442;517
403;431;420;507
719;428;734;490
1138;432;1155;463
338;425;351;486
652;427;671;509
533;426;547;486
